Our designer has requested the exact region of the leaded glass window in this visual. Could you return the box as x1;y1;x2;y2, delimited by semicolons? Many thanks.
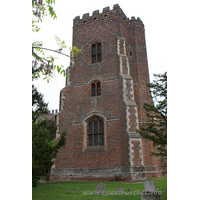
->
92;44;96;53
97;82;101;96
87;117;104;147
92;83;96;97
88;135;92;146
99;134;104;146
92;44;96;63
94;121;98;133
99;120;103;133
97;43;101;52
97;53;101;62
91;82;101;97
91;43;102;63
94;134;98;146
88;122;92;134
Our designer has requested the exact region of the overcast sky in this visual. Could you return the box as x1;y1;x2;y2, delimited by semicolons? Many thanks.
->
32;0;183;111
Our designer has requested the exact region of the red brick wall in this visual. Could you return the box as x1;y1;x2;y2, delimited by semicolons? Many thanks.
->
49;5;166;181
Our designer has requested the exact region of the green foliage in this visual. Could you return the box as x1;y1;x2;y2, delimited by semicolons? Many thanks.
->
54;36;67;49
32;77;67;188
32;85;48;121
32;0;57;21
137;72;167;161
69;46;82;57
32;1;82;83
32;119;67;188
32;56;67;188
32;70;67;188
32;0;63;82
32;0;69;188
32;62;48;121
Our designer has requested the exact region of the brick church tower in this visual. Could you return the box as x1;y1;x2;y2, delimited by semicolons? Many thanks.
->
49;4;166;181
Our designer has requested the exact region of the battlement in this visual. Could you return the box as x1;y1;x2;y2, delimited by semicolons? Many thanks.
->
73;4;143;27
48;109;58;114
38;109;58;119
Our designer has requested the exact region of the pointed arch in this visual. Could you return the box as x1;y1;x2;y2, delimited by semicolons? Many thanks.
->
82;112;107;151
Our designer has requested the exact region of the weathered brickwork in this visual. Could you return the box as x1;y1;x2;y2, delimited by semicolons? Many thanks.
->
49;4;166;182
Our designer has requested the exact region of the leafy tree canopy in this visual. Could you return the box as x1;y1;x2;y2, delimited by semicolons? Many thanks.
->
32;119;66;187
32;0;81;82
32;0;71;187
137;72;167;161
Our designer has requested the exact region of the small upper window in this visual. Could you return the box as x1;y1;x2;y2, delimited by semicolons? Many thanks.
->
91;82;101;97
91;43;102;63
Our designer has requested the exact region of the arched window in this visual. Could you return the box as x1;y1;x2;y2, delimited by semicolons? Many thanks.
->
92;83;96;96
97;82;101;96
91;82;101;97
91;43;102;63
87;117;104;146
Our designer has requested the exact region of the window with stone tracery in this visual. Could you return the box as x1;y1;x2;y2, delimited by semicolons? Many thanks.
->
87;117;104;146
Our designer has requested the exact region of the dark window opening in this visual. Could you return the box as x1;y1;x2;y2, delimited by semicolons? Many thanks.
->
92;83;96;97
99;120;103;133
92;54;96;64
84;21;86;24
130;52;132;56
91;43;102;63
88;122;92;134
88;134;92;146
92;44;96;53
105;15;107;18
94;121;98;133
94;18;97;21
97;53;102;62
87;118;104;146
91;82;101;97
99;134;104;146
97;82;101;96
94;134;98;146
97;43;101;52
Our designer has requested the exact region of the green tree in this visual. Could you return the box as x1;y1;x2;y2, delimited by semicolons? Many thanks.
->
32;0;81;82
137;72;167;161
32;84;48;122
32;119;67;188
32;0;73;187
32;66;67;188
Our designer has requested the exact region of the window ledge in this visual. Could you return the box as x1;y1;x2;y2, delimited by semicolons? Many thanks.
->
84;146;105;152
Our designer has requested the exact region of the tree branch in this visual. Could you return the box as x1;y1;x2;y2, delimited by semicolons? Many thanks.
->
32;46;70;57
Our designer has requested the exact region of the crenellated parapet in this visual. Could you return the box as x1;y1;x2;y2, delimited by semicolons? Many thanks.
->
73;4;144;28
39;109;58;119
48;109;58;115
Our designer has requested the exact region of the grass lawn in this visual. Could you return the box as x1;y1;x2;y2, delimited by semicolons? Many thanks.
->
32;176;167;200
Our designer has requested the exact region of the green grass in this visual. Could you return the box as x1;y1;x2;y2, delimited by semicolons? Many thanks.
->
32;176;167;200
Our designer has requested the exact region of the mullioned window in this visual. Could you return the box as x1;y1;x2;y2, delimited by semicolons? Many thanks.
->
88;118;104;146
91;43;102;63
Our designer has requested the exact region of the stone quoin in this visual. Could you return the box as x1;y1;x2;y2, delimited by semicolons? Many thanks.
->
49;4;167;181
